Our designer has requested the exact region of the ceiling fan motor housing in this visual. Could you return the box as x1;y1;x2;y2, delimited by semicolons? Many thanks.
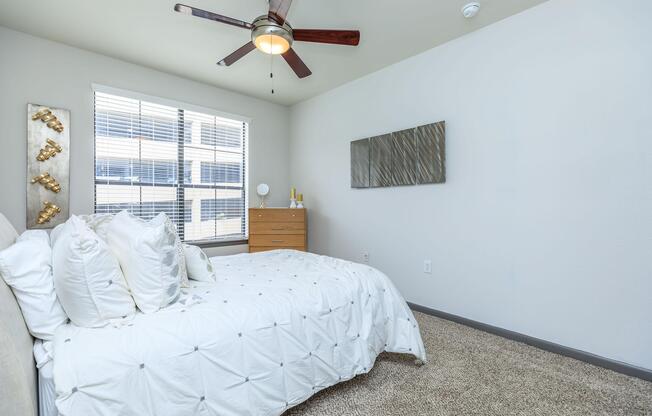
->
251;16;294;54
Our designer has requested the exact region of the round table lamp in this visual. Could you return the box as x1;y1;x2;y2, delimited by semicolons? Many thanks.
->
256;183;270;208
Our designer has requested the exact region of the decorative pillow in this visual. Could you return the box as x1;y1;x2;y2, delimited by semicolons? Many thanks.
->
52;216;136;327
183;244;216;282
78;213;114;241
0;230;68;340
81;213;189;287
106;211;181;313
163;216;189;288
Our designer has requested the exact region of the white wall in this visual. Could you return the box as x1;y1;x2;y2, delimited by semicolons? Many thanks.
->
290;0;652;369
0;26;290;255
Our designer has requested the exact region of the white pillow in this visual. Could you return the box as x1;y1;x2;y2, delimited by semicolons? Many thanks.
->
52;216;136;327
183;244;216;282
81;213;189;287
78;213;114;241
106;211;181;313
163;216;189;288
0;230;68;340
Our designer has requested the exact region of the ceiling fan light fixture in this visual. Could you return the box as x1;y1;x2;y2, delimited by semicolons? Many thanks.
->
251;16;293;55
255;34;291;55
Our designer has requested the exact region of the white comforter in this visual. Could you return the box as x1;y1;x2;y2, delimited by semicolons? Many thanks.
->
53;250;426;416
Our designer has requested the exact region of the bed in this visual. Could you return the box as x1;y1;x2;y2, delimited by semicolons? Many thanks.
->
0;214;38;416
0;213;426;416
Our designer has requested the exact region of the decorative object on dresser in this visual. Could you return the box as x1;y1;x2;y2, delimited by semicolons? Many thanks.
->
289;186;297;208
256;183;270;208
248;208;306;253
351;121;445;188
27;104;70;229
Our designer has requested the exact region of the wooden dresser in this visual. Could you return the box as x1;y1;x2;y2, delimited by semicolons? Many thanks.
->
248;208;307;253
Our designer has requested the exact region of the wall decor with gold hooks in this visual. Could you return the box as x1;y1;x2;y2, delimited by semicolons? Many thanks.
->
27;104;70;229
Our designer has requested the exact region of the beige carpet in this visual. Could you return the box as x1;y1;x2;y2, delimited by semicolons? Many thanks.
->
286;311;652;416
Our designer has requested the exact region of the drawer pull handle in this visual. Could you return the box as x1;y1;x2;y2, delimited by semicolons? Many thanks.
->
271;240;284;243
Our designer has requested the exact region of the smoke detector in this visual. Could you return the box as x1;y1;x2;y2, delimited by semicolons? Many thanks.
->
462;2;481;19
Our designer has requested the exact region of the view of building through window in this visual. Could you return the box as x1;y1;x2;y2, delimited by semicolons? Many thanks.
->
94;91;248;242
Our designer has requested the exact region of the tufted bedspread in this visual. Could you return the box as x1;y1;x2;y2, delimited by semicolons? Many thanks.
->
53;250;426;416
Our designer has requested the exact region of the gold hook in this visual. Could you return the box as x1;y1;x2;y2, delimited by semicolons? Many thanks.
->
36;138;63;162
31;172;61;193
36;201;61;224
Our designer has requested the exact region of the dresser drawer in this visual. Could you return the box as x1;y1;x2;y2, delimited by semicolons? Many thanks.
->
250;222;305;235
249;234;306;247
249;246;306;253
250;209;305;223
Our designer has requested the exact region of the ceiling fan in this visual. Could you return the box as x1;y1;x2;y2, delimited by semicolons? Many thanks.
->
174;0;360;79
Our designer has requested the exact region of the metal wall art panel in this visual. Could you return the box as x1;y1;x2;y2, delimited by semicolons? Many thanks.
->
369;134;393;188
351;120;445;189
416;121;446;184
391;128;417;186
27;104;70;229
350;138;370;188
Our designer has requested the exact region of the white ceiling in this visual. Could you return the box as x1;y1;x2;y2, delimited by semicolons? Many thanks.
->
0;0;548;105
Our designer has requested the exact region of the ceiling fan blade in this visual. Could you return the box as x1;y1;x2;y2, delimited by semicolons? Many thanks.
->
282;48;312;79
174;4;252;30
217;42;256;67
293;29;360;46
268;0;293;25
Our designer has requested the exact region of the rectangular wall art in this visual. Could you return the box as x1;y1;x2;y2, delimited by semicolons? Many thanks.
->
351;121;445;189
26;104;70;229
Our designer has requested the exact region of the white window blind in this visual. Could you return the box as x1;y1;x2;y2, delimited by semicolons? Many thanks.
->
94;90;248;243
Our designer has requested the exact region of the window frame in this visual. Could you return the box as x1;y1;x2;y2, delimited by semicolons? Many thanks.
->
92;84;250;247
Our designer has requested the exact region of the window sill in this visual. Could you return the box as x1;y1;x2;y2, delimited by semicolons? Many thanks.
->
188;239;248;248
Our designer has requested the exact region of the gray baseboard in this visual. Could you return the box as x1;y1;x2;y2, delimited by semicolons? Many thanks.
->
408;302;652;382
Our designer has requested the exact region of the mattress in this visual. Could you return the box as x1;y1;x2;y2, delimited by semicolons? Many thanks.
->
33;340;58;416
39;362;59;416
52;250;426;416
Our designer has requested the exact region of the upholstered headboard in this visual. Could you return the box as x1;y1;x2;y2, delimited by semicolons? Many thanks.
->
0;214;38;416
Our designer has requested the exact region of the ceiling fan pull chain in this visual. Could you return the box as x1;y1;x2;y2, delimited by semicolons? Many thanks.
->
270;49;275;94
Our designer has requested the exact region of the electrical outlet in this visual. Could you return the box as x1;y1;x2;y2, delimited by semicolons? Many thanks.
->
362;252;369;264
423;260;432;274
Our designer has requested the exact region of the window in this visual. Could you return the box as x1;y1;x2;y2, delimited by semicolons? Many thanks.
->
94;88;248;243
200;162;242;184
95;110;192;143
200;122;242;147
200;199;244;222
95;201;191;223
95;159;180;184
